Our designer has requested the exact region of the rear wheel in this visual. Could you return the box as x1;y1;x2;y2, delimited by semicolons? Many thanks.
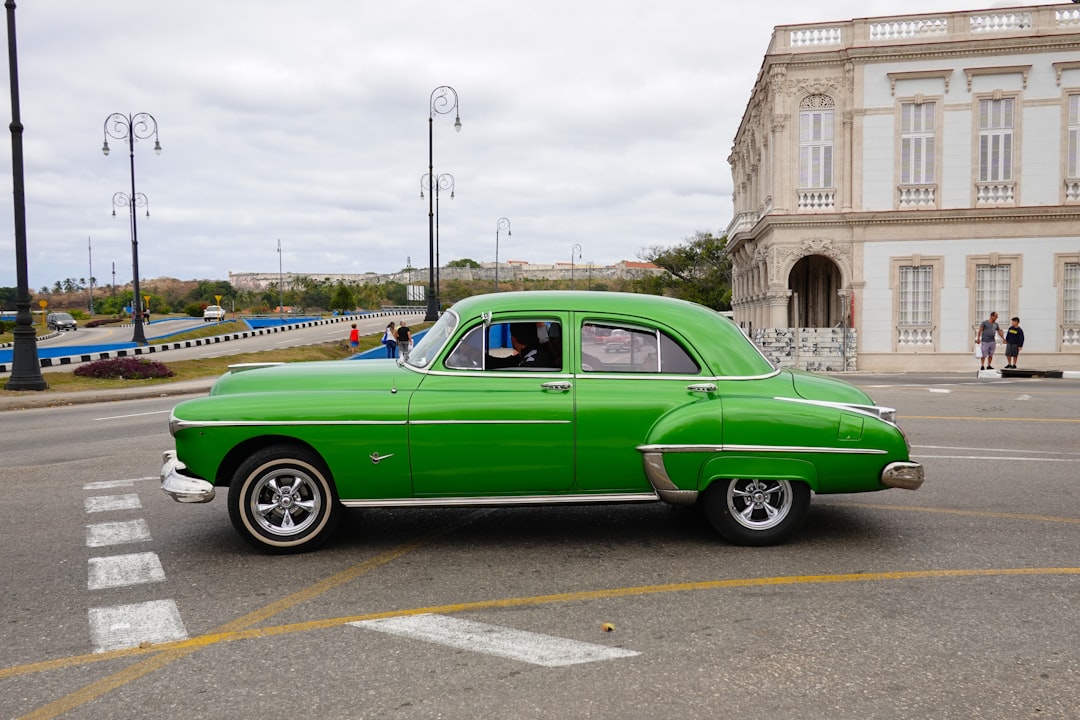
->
702;478;810;546
228;445;340;553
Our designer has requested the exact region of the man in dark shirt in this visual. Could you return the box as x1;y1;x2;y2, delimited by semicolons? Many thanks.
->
487;323;557;369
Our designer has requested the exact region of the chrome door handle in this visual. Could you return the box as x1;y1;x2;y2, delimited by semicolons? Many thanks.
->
687;383;717;393
541;381;572;392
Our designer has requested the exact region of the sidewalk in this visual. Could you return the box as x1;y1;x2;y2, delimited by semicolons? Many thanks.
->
0;377;217;412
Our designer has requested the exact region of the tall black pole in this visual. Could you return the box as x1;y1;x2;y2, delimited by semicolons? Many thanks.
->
4;0;46;390
126;127;145;344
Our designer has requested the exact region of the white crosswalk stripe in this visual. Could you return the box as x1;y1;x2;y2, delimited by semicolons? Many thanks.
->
88;551;166;590
86;519;152;547
88;600;188;653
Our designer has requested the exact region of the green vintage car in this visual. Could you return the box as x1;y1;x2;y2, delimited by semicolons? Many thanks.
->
161;291;923;552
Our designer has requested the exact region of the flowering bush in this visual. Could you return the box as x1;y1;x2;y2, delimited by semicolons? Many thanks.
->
74;357;175;380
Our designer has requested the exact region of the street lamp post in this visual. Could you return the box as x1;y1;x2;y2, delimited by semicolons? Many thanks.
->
277;239;283;317
495;217;511;291
110;191;148;325
427;86;461;321
420;173;454;312
103;111;160;345
4;0;46;390
570;243;582;289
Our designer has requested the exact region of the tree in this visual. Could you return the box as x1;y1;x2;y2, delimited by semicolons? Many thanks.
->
329;282;356;312
446;258;481;268
636;231;732;310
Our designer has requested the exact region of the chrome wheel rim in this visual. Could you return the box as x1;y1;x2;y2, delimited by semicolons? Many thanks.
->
249;469;323;537
726;479;793;531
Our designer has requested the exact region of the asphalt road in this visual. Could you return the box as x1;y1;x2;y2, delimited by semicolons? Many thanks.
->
0;373;1077;720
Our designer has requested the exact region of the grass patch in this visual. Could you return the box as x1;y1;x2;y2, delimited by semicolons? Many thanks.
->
148;320;248;344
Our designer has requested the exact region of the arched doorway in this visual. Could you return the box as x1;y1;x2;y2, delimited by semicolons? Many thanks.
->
788;255;843;327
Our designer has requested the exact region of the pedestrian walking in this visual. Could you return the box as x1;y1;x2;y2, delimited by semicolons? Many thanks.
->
383;322;398;358
396;321;412;360
348;323;359;350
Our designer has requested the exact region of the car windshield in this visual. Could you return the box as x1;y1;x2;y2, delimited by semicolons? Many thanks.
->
54;313;74;321
403;311;458;368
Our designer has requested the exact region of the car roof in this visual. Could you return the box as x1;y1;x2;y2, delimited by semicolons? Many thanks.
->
447;291;772;376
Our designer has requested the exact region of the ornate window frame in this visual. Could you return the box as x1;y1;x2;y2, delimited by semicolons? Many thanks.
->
972;91;1022;206
895;95;943;209
966;252;1022;331
890;254;943;352
1054;252;1080;351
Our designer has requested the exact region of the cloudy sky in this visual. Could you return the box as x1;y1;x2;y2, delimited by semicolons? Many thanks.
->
0;0;1049;291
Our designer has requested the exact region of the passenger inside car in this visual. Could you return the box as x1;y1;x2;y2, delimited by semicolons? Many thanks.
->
486;322;560;370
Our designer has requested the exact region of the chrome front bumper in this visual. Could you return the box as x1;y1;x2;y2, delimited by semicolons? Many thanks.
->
161;451;216;503
881;461;925;491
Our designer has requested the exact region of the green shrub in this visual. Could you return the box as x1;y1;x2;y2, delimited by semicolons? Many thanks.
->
73;357;175;380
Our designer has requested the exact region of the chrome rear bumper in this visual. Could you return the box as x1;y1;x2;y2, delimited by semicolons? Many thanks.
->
881;461;925;491
161;450;216;503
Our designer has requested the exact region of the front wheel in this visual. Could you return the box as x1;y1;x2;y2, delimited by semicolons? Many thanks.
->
702;478;810;546
228;446;341;553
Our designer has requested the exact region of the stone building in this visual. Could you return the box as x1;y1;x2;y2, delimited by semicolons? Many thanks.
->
726;3;1080;371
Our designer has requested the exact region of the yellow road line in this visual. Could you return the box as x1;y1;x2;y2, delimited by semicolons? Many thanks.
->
898;416;1080;423
829;502;1080;525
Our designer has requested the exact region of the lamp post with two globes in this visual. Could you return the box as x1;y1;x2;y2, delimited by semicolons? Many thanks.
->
102;112;161;345
421;172;454;312
426;86;461;320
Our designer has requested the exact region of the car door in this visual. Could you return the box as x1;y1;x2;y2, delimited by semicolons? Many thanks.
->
408;316;575;497
573;316;710;493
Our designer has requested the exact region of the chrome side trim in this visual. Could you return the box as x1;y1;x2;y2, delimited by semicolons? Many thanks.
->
160;451;216;504
170;418;409;432
881;461;925;490
637;443;886;455
171;417;570;431
641;452;698;506
340;492;658;508
410;419;570;425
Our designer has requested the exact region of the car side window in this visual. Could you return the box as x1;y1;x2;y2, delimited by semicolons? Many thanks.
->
445;326;486;370
445;321;563;371
580;322;699;374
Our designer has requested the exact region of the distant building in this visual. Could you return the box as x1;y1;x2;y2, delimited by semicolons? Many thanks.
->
229;260;663;292
727;3;1080;371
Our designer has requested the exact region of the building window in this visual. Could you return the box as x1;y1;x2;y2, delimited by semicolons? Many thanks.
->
901;102;935;184
975;264;1011;320
799;99;834;188
798;95;835;211
1065;263;1080;325
898;266;933;325
1067;94;1080;203
978;98;1014;182
891;256;942;350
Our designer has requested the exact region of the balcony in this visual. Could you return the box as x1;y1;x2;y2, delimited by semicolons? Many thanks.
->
771;6;1080;53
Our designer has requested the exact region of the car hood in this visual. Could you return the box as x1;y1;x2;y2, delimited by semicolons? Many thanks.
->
208;359;423;397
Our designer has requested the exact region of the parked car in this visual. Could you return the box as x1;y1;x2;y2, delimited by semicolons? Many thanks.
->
603;328;632;353
46;312;77;331
162;291;924;553
202;305;226;322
